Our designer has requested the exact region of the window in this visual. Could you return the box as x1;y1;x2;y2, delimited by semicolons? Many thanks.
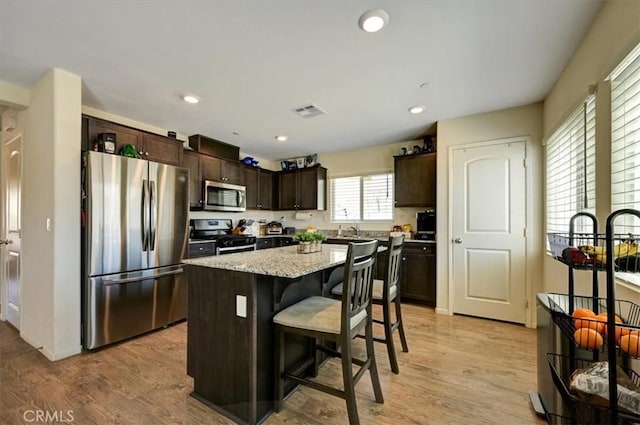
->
610;43;640;234
331;173;393;221
545;97;596;234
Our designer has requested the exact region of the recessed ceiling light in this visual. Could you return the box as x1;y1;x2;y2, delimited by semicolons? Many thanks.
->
408;105;426;114
358;9;389;33
275;135;288;142
182;94;200;104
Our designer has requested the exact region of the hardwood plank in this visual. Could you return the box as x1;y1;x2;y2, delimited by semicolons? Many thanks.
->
0;305;544;425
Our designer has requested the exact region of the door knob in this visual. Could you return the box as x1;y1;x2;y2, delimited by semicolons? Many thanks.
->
454;238;463;244
0;239;12;245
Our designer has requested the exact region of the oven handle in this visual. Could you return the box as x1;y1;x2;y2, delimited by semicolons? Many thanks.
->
216;243;257;255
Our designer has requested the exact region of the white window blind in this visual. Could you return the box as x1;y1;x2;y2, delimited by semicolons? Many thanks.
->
610;43;640;233
545;98;596;234
331;173;393;221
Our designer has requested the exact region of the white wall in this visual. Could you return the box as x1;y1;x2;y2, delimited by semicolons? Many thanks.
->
544;0;640;137
542;0;640;299
437;103;544;327
17;69;82;360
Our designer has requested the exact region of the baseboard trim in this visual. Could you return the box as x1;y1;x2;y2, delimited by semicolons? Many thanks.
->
19;331;81;361
435;307;450;315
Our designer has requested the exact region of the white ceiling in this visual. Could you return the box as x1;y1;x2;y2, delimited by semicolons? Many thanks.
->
0;1;603;161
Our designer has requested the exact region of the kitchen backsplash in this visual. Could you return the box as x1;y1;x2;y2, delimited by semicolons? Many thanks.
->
189;207;424;238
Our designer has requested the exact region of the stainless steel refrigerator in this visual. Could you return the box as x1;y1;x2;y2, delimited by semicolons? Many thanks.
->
82;151;189;349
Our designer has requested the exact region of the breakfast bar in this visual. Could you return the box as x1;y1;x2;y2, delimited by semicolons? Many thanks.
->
183;244;355;425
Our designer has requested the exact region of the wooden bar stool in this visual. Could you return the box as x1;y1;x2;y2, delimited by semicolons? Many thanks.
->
331;235;408;374
273;240;383;425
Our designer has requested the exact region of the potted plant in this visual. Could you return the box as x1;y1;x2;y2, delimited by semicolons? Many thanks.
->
310;231;326;252
293;231;314;253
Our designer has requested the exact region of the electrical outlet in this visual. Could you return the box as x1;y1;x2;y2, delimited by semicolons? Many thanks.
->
236;295;247;318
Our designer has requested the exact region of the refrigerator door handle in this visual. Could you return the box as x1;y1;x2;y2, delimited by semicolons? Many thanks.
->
142;179;150;251
150;180;157;250
102;267;184;285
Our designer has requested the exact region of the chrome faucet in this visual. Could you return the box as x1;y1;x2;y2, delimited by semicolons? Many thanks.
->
350;223;361;237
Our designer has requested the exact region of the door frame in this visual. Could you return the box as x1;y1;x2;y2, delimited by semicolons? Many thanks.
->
447;136;535;328
0;112;4;322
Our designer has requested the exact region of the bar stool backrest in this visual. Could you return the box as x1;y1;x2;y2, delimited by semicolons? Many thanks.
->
340;240;379;335
385;235;405;301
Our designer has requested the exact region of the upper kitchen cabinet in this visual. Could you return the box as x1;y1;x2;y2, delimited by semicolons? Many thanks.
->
277;166;327;210
244;166;273;210
84;116;183;166
141;133;183;166
394;152;436;207
85;116;143;154
183;150;202;209
199;154;244;186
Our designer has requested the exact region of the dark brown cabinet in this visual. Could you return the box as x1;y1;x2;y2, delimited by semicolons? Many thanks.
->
244;167;273;210
184;150;247;210
276;166;327;210
85;116;143;154
84;116;183;166
200;154;244;185
141;133;183;166
400;243;436;306
275;237;296;247
256;238;274;250
183;150;202;209
394;152;436;207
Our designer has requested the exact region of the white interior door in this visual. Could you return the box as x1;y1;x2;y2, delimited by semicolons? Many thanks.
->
2;128;22;329
451;141;526;324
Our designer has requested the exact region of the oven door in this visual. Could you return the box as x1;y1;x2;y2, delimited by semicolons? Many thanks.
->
203;180;246;212
216;243;257;255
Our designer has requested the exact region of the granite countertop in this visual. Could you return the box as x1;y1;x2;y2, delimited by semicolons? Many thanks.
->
184;244;355;279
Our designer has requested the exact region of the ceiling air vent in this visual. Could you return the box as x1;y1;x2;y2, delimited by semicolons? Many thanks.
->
291;103;326;118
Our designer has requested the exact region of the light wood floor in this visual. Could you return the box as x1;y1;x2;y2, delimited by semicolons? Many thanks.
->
1;304;545;425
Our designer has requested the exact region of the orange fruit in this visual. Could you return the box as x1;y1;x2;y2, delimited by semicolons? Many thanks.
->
574;328;603;350
620;334;640;357
572;308;597;330
595;313;623;339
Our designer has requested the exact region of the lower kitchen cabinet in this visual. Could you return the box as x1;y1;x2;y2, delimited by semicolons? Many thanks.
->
256;237;295;250
400;243;436;306
276;237;295;247
256;238;274;250
188;241;216;258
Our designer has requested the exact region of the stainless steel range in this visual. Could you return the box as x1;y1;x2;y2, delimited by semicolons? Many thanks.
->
190;219;257;255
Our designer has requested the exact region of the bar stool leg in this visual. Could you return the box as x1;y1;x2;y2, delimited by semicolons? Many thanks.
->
382;300;399;374
394;297;409;353
340;334;359;425
366;314;384;404
274;327;285;412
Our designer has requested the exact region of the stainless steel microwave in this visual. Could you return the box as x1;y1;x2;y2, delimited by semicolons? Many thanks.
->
203;180;246;212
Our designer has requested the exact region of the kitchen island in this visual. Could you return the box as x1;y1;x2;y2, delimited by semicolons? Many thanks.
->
183;244;356;425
